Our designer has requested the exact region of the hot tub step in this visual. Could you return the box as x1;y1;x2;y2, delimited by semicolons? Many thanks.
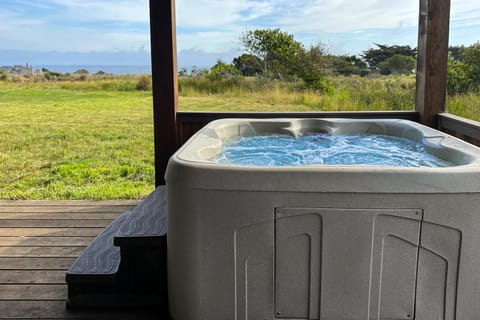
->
66;186;168;311
114;186;168;311
66;210;129;284
66;210;130;308
114;185;167;247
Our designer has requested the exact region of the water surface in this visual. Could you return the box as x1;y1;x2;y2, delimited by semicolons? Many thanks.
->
213;134;453;167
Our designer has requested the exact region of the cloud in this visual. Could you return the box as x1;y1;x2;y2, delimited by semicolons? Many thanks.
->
451;0;480;28
177;29;244;53
177;48;242;68
276;0;419;33
176;0;275;28
1;0;479;66
174;0;422;54
45;0;149;23
0;0;150;52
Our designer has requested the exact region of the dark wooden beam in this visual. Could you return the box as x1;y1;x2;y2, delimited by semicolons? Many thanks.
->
416;0;451;127
149;0;178;186
177;111;420;122
438;113;480;142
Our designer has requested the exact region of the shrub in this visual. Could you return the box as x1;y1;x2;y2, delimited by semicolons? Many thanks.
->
447;43;480;94
136;75;152;91
233;54;263;76
377;54;416;75
447;56;471;95
190;66;209;78
207;60;241;81
77;73;90;81
300;73;335;94
74;69;89;74
0;71;8;81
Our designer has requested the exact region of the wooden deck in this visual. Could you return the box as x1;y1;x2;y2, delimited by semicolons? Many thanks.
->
0;200;161;319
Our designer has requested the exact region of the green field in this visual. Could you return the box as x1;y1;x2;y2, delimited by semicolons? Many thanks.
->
0;81;155;199
0;76;479;199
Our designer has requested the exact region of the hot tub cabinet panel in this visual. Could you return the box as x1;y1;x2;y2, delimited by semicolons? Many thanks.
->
166;119;480;320
274;208;422;320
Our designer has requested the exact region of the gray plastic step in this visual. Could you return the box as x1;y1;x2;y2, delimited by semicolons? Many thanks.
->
66;210;130;284
65;186;168;310
114;185;167;247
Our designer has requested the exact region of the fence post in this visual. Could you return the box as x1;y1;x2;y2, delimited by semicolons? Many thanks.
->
416;0;451;128
149;0;179;186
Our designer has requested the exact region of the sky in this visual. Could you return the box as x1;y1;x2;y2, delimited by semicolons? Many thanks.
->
0;0;479;68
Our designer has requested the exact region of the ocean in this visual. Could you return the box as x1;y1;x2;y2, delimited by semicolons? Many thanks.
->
39;65;152;75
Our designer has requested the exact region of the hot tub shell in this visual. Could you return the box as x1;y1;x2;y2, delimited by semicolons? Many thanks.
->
166;119;480;320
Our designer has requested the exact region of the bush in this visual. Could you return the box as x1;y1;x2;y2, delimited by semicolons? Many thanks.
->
77;73;90;81
136;75;152;91
190;66;209;78
208;60;241;81
0;71;8;81
447;43;480;94
300;72;335;94
377;54;416;75
233;54;263;76
459;42;480;92
333;57;355;76
447;56;471;95
74;69;89;74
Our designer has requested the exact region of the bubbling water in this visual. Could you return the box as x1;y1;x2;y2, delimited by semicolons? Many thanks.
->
213;134;454;167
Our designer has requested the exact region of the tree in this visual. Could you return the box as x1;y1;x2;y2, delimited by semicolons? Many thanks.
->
377;54;416;75
447;54;471;94
447;42;480;94
448;46;463;61
293;44;334;93
362;44;417;69
232;54;263;76
332;55;369;76
178;67;188;77
459;42;480;88
240;28;302;79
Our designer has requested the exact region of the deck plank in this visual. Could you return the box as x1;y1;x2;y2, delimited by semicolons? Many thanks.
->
0;212;123;219
0;237;95;246
0;270;66;284
0;246;85;257
0;219;114;228
0;257;77;270
0;205;137;213
0;200;139;206
0;206;137;214
0;228;107;237
0;284;67;300
0;200;156;319
0;301;158;319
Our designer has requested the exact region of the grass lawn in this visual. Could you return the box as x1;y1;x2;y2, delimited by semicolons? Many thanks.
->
0;83;155;199
0;76;479;199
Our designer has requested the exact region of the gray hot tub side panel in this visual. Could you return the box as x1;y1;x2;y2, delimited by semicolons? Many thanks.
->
165;118;480;320
167;189;480;320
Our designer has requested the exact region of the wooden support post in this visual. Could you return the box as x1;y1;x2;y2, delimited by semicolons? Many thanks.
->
416;0;451;128
149;0;178;186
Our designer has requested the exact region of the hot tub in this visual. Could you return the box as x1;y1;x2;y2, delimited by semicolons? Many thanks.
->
165;118;480;320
